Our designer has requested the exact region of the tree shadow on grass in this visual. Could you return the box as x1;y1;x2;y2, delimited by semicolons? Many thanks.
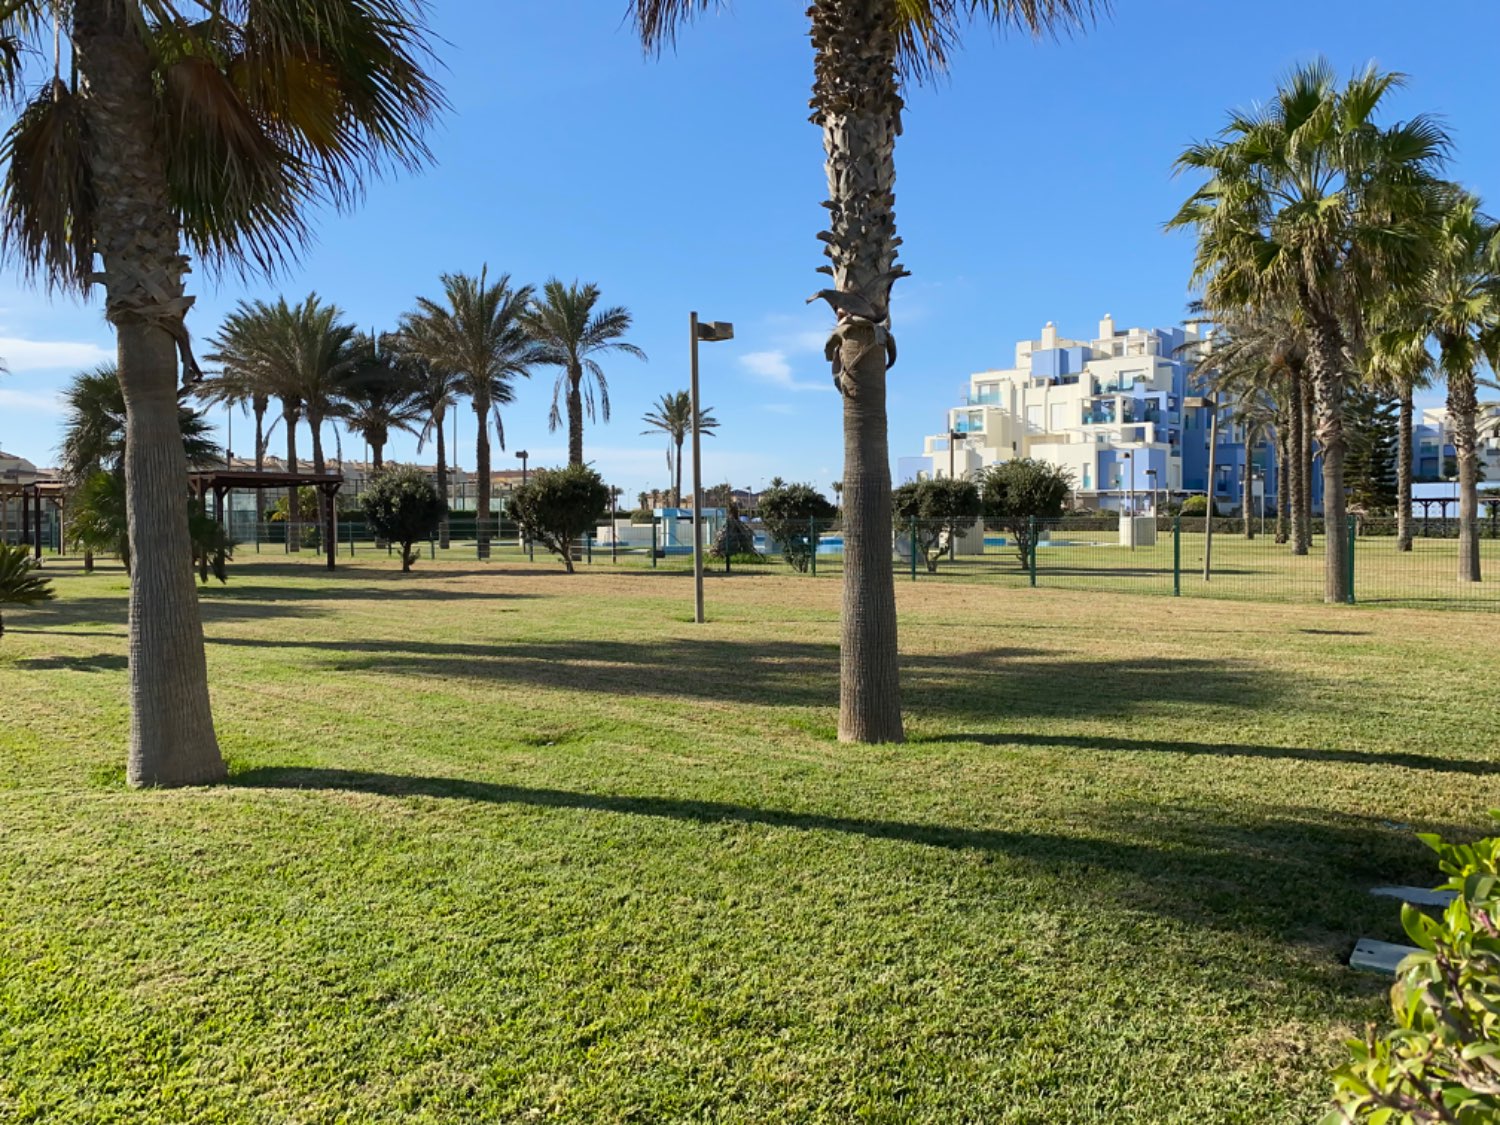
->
922;731;1500;777
204;634;1283;724
231;765;1467;957
12;654;129;673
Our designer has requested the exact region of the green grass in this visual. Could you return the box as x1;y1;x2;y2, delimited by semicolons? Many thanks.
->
2;555;1497;1122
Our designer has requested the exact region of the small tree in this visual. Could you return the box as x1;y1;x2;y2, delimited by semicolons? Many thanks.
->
0;543;54;640
511;465;610;573
710;498;759;561
758;482;836;572
359;466;448;573
980;459;1073;568
892;478;982;573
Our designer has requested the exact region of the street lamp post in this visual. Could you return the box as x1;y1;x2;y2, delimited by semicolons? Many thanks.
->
515;450;529;549
690;313;734;624
1186;394;1219;581
1145;468;1158;516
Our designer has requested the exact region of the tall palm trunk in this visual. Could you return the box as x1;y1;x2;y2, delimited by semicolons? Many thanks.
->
1275;426;1290;543
1300;375;1315;552
812;0;904;743
1397;384;1414;552
370;425;386;472
282;399;301;551
73;0;223;786
1241;456;1254;539
567;363;584;467
674;433;685;507
253;397;267;547
473;389;491;557
434;406;450;549
1288;366;1307;555
1307;315;1351;602
1448;362;1482;582
307;410;328;549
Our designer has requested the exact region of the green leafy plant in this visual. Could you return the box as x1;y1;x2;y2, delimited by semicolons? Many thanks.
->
511;465;610;573
892;478;981;573
67;472;233;585
358;466;447;573
1326;812;1500;1124
0;542;54;640
979;459;1073;568
757;482;836;573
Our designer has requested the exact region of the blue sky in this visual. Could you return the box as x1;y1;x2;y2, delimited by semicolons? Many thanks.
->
1;1;1495;498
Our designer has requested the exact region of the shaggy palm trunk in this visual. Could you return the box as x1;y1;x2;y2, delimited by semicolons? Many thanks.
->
283;401;301;551
473;391;491;557
1308;317;1350;603
567;363;584;467
1300;377;1315;551
1242;457;1254;539
1448;364;1482;582
74;0;223;786
812;0;904;743
1288;368;1307;555
434;410;450;549
1275;427;1290;543
1397;386;1414;552
674;434;685;507
308;411;328;549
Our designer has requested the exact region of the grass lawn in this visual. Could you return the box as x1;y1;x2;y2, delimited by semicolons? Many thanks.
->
1;554;1497;1122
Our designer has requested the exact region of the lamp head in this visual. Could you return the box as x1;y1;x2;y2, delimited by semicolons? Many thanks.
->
696;321;735;343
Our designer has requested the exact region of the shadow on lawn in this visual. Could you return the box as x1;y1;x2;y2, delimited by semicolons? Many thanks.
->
205;633;1282;723
232;765;1461;952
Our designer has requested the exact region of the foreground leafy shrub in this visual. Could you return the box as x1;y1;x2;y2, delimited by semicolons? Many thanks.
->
1326;812;1500;1124
892;477;981;572
0;542;54;640
359;466;447;572
758;482;836;572
511;465;609;573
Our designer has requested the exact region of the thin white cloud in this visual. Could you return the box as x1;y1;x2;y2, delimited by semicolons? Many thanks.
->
0;388;65;413
739;350;833;394
763;403;796;415
0;336;111;372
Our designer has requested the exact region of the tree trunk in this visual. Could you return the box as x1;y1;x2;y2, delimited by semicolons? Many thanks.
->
284;400;301;551
1448;360;1482;582
1275;426;1290;543
1397;384;1414;552
811;0;905;744
253;401;266;547
1288;366;1307;555
674;434;684;507
1300;372;1315;552
371;440;384;472
308;410;327;551
73;0;223;786
435;408;450;549
567;365;584;467
473;390;491;557
1307;316;1350;603
1242;456;1254;539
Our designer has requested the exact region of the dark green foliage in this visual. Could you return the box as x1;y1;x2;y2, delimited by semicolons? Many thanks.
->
1345;388;1400;514
892;478;981;572
710;500;759;561
0;541;54;639
758;482;836;572
511;465;610;573
1180;495;1213;517
980;459;1073;567
358;466;447;573
66;471;233;585
1326;812;1500;1124
630;507;655;524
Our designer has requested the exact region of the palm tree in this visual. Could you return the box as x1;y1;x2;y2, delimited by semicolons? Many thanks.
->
1368;327;1435;552
634;0;1100;742
641;390;718;506
1171;62;1449;603
402;270;538;557
194;361;278;546
1388;192;1499;581
401;348;465;549
0;0;441;786
521;279;645;467
0;541;53;640
339;333;424;471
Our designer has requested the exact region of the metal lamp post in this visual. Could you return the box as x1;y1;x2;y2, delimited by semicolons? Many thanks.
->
1186;394;1218;580
515;450;529;549
690;313;734;624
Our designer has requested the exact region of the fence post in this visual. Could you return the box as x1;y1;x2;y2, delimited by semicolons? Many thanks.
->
1346;518;1357;605
1028;517;1038;587
809;517;817;577
586;534;592;565
430;534;435;560
910;517;918;582
651;519;658;569
1173;515;1181;597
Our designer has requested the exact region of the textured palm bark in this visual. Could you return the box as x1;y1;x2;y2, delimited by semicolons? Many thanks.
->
1447;362;1482;582
1274;429;1290;543
434;411;450;549
1308;318;1351;603
74;0;223;785
281;398;301;550
673;435;685;507
567;363;584;467
1242;457;1254;539
253;399;267;546
1397;386;1414;552
810;0;904;743
1300;378;1315;554
307;409;328;542
1287;367;1307;555
472;390;491;557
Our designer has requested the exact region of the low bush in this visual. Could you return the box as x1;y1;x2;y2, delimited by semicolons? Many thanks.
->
511;465;610;573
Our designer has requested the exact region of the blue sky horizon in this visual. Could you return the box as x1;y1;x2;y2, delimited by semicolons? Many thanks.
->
0;1;1495;498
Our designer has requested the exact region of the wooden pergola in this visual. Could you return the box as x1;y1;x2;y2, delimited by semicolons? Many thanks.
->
189;469;345;571
0;478;65;560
